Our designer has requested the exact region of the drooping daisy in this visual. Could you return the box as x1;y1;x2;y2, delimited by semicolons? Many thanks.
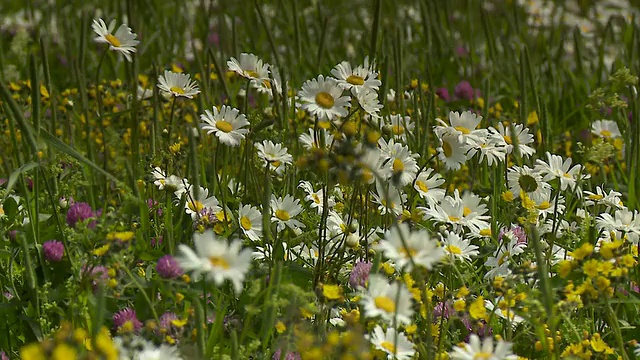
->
299;128;334;150
184;186;220;220
359;274;414;325
495;122;536;158
386;114;415;141
176;230;253;293
449;334;518;360
441;231;479;262
270;194;305;232
227;53;270;81
238;204;262;242
366;325;415;360
376;222;445;272
356;88;383;119
507;165;550;203
327;210;360;248
584;186;624;211
298;75;351;121
421;190;489;233
151;167;189;197
299;180;335;215
469;128;508;166
252;64;283;96
413;168;446;207
255;140;293;175
331;58;382;95
591;119;621;139
437;132;469;171
157;70;200;99
200;105;249;147
371;181;406;216
92;18;139;62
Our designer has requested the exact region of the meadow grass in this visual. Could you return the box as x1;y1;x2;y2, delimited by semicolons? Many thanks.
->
1;0;640;359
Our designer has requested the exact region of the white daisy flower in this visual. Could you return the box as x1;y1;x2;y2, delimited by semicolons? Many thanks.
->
371;181;406;216
91;18;139;62
449;334;518;360
184;186;220;220
485;298;525;327
255;140;293;175
359;274;414;325
378;138;419;187
227;53;270;81
200;105;249;147
437;132;469;171
435;110;487;146
357;147;385;184
366;325;415;360
584;186;624;211
238;204;262;242
596;208;640;244
507;165;550;203
157;70;200;99
376;222;445;272
176;230;253;294
421;190;489;233
299;180;335;215
253;64;283;96
535;152;588;192
442;231;479;261
496;122;536;158
356;88;383;119
386;114;415;141
469;128;508;166
591;119;621;139
298;75;351;121
299;128;334;150
331;58;381;95
413;168;446;207
270;194;305;232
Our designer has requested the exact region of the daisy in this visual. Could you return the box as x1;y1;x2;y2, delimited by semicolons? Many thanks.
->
359;274;414;325
584;186;624;211
596;208;640;244
366;325;415;360
386;114;415;141
176;230;253;293
413;168;446;207
495;122;535;158
298;180;335;215
331;58;381;95
238;204;262;242
157;70;200;99
184;186;220;220
507;165;550;203
371;181;406;216
91;18;139;62
356;88;383;119
485;299;525;327
327;210;360;248
253;64;283;96
270;195;305;232
437;132;469;171
378;138;419;187
255;140;293;175
449;334;518;360
227;53;270;81
151;167;189;197
535;152;587;192
435;110;487;146
298;75;351;121
591;119;621;139
376;222;445;271
469;129;508;166
441;231;479;262
299;128;334;150
200;105;249;147
357;147;385;184
422;190;489;233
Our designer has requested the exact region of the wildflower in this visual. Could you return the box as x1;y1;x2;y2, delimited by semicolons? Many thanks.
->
356;88;383;119
591;120;621;139
449;334;518;360
454;81;474;100
227;53;269;81
469;128;508;166
584;186;624;211
435;110;486;147
200;105;249;147
91;18;139;62
299;180;335;215
176;229;253;294
495;122;536;158
413;168;446;206
535;152;587;192
43;240;64;262
378;138;419;187
376;222;444;272
596;208;640;244
238;204;263;242
436;132;469;171
421;190;490;233
331;58;381;95
66;201;99;228
359;274;414;325
299;128;333;150
441;231;479;262
322;284;343;301
507;165;550;203
349;260;372;288
255;140;293;175
371;181;406;216
270;194;305;232
298;75;350;122
157;70;200;99
366;325;415;360
184;186;220;220
156;255;183;279
113;307;143;333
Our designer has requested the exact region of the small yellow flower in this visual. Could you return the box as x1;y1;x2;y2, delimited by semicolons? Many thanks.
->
469;296;486;320
527;111;539;125
275;321;287;334
453;299;466;312
92;244;111;256
570;243;594;261
322;284;343;301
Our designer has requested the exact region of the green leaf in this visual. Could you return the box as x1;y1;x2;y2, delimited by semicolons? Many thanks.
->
4;162;39;200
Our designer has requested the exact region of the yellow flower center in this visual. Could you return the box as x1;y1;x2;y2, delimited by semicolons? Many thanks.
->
446;245;462;255
416;180;429;193
209;256;230;269
246;70;259;78
216;120;233;133
443;141;453;157
346;75;365;85
271;160;282;168
474;352;493;359
588;194;604;201
262;79;272;89
448;215;460;222
537;201;551;210
312;193;321;204
188;201;204;213
503;135;513;144
454;126;471;134
170;86;185;95
240;216;252;230
275;209;290;221
392;125;405;135
374;296;396;313
380;341;396;354
105;34;122;47
392;158;405;173
600;130;612;137
315;92;335;109
399;246;417;258
463;206;472;217
563;172;572;178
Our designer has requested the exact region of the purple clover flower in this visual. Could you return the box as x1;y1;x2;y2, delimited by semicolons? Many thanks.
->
454;80;474;100
66;201;99;228
113;307;143;333
156;255;183;279
43;240;64;262
348;260;372;289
